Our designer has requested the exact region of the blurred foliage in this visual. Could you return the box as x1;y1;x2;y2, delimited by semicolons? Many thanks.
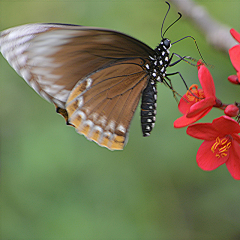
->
1;0;240;239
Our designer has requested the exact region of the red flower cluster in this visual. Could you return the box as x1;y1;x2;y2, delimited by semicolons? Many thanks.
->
174;29;240;179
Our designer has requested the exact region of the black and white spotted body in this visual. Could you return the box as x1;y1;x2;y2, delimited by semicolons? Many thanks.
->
141;38;171;137
140;79;157;137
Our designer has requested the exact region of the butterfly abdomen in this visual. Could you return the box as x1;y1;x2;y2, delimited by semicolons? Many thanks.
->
140;79;157;137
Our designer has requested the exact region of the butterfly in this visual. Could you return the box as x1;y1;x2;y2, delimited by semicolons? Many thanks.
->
0;2;187;150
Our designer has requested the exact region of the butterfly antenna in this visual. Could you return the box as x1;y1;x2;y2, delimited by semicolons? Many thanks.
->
184;56;214;68
162;12;182;38
172;36;209;66
161;1;171;38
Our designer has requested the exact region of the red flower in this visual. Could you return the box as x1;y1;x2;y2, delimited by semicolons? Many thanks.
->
174;61;217;128
187;116;240;180
229;29;240;84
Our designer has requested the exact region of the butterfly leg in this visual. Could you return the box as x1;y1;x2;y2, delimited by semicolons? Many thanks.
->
169;53;198;67
168;55;202;99
163;70;191;102
162;75;181;102
166;71;188;90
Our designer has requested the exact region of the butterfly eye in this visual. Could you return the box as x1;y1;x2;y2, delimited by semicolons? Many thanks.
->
163;39;171;49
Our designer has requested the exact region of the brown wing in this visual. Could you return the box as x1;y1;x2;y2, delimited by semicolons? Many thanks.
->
66;58;149;150
0;23;154;108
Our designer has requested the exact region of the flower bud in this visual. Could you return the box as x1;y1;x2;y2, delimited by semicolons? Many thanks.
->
224;104;239;117
228;75;240;85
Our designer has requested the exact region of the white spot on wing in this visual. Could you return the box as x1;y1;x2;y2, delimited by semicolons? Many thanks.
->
36;77;53;85
91;113;99;122
54;89;70;102
97;116;107;127
88;125;103;139
77;97;84;108
29;45;61;56
17;54;28;67
53;99;65;108
39;90;52;102
86;78;92;89
30;81;40;94
93;125;103;133
42;83;63;94
116;124;126;134
70;110;86;123
101;131;113;145
106;120;115;132
84;120;94;129
20;68;31;81
31;67;51;76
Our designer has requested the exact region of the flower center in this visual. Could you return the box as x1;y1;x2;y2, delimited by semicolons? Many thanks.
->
211;136;232;158
186;84;205;102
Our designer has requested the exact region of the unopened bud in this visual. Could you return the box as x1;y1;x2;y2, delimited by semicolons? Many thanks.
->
228;75;240;85
224;104;239;117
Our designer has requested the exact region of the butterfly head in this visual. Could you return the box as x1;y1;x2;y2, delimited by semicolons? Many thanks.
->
162;38;171;50
154;38;171;55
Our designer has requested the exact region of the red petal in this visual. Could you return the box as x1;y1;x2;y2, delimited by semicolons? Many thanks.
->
187;123;219;140
228;75;240;84
212;116;240;135
174;108;210;128
225;141;240;180
178;95;193;114
197;140;228;170
174;115;196;128
230;28;240;43
197;60;204;70
229;45;240;72
187;98;215;117
232;133;240;144
198;64;216;98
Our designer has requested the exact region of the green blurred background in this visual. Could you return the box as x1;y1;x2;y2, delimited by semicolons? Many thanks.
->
1;0;240;239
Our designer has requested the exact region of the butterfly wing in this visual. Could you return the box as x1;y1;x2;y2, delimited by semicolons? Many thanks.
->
0;23;154;108
66;58;149;150
0;23;154;149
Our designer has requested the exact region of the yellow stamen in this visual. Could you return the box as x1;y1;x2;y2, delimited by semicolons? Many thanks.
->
186;84;205;102
211;136;232;158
